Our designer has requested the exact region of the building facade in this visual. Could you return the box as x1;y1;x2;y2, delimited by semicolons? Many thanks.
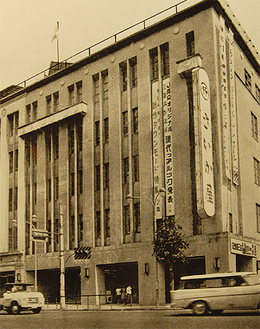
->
0;0;259;306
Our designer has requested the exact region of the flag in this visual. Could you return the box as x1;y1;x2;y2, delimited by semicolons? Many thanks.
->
51;22;59;42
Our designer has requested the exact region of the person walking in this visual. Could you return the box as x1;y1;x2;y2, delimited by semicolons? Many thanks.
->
126;285;132;306
115;287;121;304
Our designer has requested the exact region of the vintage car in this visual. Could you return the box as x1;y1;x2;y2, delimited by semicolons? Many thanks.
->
0;283;45;314
171;272;260;315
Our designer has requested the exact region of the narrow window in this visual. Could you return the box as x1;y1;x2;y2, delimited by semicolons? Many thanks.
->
9;188;13;211
120;61;127;92
95;165;100;191
68;84;75;106
251;112;258;141
14;149;18;171
25;140;30;167
105;209;110;238
68;124;74;154
130;57;137;88
93;74;100;104
27;184;30;206
254;157;260;186
256;84;260;103
79;170;83;194
46;95;52;115
132;108;138;135
95;211;101;238
54;176;59;200
102;70;108;100
46;134;51;161
229;213;233;233
161;43;169;76
32;135;37;166
95;121;100;146
104;117;109;143
134;203;141;233
104;163;109;190
76;81;83;103
78;214;83;243
186;31;195;57
53;92;59;112
32;101;38;121
26;105;31;124
133;155;139;182
257;203;260;233
123;157;129;185
47;179;51;201
124;205;130;235
245;69;252;91
70;172;75;196
8;114;14;136
34;183;37;205
70;215;75;248
53;129;59;159
122;111;128;137
150;48;158;81
9;151;13;173
14;186;18;210
14;112;19;134
77;119;83;152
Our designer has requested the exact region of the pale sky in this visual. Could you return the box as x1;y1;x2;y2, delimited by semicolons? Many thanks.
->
0;0;259;91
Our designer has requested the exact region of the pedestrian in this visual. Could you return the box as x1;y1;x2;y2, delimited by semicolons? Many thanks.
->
126;285;132;306
115;287;121;304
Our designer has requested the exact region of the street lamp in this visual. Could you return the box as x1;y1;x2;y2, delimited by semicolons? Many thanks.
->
127;187;165;307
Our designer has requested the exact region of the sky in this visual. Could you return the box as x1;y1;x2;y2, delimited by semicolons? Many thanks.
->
0;0;259;91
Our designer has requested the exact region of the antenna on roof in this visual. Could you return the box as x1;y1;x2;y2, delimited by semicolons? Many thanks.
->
51;22;60;63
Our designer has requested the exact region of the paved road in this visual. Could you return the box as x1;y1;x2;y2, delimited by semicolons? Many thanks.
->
0;309;259;329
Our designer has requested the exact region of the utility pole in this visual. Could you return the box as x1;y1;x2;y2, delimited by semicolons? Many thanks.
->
60;204;65;309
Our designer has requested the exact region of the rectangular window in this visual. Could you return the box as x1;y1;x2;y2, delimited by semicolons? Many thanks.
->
123;157;129;185
122;111;128;137
9;188;13;211
229;213;233;233
186;31;195;57
134;203;141;233
251;112;258;141
47;179;51;201
27;184;30;206
132;108;138;134
9;151;13;173
14;186;18;210
70;172;75;196
256;84;260;103
77;119;83;152
124;205;130;235
14;149;18;171
254;157;260;186
102;70;108;100
70;215;75;248
95;165;100;191
46;95;52;115
32;101;38;121
120;61;127;92
105;209;110;238
25;140;30;167
53;129;59;159
46;134;51;161
245;69;252;91
32;136;37;166
68;84;75;106
130;57;137;88
53;91;59;112
79;170;83;194
76;81;83;103
257;203;260;233
93;74;100;104
14;112;19;134
78;214;83;243
133;155;139;182
95;211;101;238
150;48;158;81
26;105;31;124
33;183;37;205
104;117;109;143
104;163;109;190
68;124;74;154
8;114;14;137
95;121;100;146
161;43;169;76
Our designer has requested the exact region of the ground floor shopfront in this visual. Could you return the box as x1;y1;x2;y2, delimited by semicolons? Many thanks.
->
1;234;259;306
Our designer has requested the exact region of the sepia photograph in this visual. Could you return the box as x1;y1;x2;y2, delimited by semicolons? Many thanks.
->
0;0;259;328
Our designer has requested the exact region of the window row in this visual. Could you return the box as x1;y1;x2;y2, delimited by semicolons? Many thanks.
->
245;69;260;103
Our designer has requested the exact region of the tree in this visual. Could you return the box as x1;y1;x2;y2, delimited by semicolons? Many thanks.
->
153;216;189;289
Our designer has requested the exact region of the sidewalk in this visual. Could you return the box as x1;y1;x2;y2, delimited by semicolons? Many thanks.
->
43;303;172;311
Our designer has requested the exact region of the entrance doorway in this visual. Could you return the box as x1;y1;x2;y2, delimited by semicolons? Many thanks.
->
236;255;253;272
100;262;138;304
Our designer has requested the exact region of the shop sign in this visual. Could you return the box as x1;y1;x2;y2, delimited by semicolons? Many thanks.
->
231;238;257;257
151;81;163;219
193;68;215;218
162;77;175;216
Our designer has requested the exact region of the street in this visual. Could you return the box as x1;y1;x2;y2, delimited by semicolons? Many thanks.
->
0;309;259;329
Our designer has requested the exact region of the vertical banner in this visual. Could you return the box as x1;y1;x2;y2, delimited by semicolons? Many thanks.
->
162;78;174;216
220;16;232;180
151;81;163;219
228;29;239;185
193;68;215;218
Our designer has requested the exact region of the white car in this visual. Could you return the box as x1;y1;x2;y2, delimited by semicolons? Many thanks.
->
171;272;260;315
0;283;45;315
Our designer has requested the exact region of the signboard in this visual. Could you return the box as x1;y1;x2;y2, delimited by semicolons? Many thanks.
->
151;81;163;218
228;29;239;185
162;78;175;216
193;68;215;218
220;16;232;180
231;238;257;257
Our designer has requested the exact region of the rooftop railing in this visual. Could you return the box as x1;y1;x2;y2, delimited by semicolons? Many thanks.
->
14;0;199;90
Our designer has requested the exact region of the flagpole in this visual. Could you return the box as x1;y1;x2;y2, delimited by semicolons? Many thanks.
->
57;22;60;64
